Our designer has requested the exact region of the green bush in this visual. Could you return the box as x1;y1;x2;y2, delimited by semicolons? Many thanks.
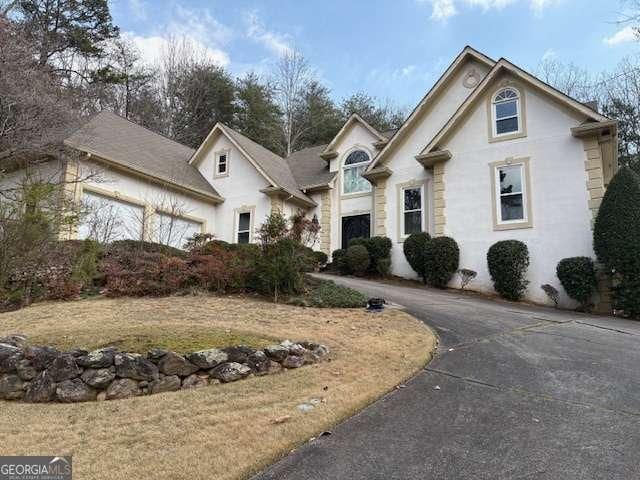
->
345;245;370;276
313;250;328;268
349;236;392;276
403;232;431;283
487;240;530;300
330;249;350;274
556;257;597;309
593;168;640;317
375;257;392;277
424;236;460;288
253;238;303;301
309;280;367;308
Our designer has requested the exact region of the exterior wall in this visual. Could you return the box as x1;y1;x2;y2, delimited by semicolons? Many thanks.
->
439;80;594;306
76;160;215;242
194;133;272;243
384;58;491;279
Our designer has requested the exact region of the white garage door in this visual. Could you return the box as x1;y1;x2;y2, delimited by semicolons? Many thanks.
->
155;212;202;249
78;190;145;242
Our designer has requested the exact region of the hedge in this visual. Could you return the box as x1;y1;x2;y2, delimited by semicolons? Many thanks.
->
403;232;431;283
423;236;460;288
556;257;597;310
345;245;370;276
487;240;530;300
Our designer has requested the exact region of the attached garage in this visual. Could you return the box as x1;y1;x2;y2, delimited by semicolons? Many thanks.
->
78;190;145;242
154;212;203;249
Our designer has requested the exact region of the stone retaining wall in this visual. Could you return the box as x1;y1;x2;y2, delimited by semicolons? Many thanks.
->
0;335;329;403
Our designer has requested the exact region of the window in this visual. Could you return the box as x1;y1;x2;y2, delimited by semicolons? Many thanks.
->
341;214;370;249
402;186;423;236
78;190;144;243
342;150;372;195
215;151;229;177
491;158;532;230
237;211;251;244
492;88;520;136
155;213;202;249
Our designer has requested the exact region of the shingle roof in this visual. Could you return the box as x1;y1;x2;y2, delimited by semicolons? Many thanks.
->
217;123;315;205
286;144;336;189
65;111;221;199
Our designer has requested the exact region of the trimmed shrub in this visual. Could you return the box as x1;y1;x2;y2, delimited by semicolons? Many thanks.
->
613;277;640;317
403;232;431;283
345;245;370;276
423;236;460;288
309;280;367;308
556;257;597;310
594;168;640;276
330;249;348;274
349;236;392;276
375;257;392;277
313;250;328;268
487;240;530;301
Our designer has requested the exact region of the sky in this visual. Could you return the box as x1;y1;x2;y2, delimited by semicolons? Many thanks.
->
108;0;640;110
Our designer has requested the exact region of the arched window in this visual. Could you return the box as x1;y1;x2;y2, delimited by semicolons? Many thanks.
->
342;149;371;195
492;88;521;136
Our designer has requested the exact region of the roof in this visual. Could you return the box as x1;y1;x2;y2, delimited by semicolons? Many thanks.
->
321;113;387;158
286;144;336;189
421;57;612;155
367;46;496;172
64;111;222;201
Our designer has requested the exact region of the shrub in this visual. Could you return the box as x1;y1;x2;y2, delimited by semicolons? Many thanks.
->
375;257;392;277
309;280;367;308
108;239;186;258
423;236;459;288
556;257;597;310
403;232;431;283
349;236;392;276
487;240;530;301
330;249;349;274
457;269;477;289
345;245;370;276
253;238;303;301
297;245;321;272
313;250;328;268
541;284;559;307
593;168;640;316
189;242;252;293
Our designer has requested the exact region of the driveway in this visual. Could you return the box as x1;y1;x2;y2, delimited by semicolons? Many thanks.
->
255;274;640;480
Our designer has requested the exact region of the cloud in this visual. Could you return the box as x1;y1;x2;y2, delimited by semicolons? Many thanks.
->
541;49;556;61
124;6;232;67
245;10;293;56
424;0;558;22
603;26;638;46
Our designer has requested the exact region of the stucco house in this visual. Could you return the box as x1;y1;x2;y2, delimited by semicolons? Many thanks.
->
21;46;618;306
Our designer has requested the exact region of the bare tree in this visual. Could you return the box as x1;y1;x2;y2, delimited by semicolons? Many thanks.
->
272;49;312;156
535;57;593;102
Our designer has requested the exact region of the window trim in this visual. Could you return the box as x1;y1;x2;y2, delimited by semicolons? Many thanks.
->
490;157;533;231
487;84;527;143
341;147;373;198
214;149;230;178
234;206;255;244
396;179;428;243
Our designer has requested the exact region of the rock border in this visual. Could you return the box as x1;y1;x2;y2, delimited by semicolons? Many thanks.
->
0;335;329;403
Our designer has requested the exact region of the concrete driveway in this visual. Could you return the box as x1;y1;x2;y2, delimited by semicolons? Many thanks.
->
255;274;640;480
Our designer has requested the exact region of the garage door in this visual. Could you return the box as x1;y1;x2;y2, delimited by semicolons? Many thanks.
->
155;212;202;249
78;190;145;242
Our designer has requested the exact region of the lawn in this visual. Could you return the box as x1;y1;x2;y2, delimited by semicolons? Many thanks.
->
0;294;436;480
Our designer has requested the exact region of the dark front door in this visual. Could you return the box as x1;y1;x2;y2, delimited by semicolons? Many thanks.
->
341;214;371;249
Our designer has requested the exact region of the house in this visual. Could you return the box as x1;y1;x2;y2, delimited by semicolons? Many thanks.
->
11;46;618;307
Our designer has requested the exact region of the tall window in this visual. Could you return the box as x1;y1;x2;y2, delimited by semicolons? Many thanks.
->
496;164;526;223
237;211;251;243
402;186;423;236
492;88;521;136
342;150;371;195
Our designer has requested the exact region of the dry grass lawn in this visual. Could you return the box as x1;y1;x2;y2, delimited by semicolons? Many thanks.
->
0;294;436;480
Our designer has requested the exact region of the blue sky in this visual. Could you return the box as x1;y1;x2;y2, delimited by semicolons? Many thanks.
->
109;0;639;109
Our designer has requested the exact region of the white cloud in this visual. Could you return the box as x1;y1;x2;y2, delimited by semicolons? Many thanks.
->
530;0;557;15
603;26;638;46
424;0;558;22
245;10;292;56
541;48;556;61
430;0;457;21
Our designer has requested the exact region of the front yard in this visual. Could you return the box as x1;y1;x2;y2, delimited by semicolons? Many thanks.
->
0;294;436;480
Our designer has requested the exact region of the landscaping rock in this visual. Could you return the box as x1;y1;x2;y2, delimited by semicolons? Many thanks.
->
114;353;159;381
0;352;22;374
56;379;97;403
24;346;60;370
150;375;181;394
47;354;81;382
81;368;116;389
267;360;283;375
158;351;199;377
181;374;208;389
0;343;21;363
77;348;116;369
67;348;89;358
288;343;307;357
105;378;141;400
187;349;228;369
264;345;288;362
0;374;25;400
282;355;305;369
222;345;255;363
147;348;169;363
210;362;251;383
24;371;56;402
16;359;38;380
247;350;270;375
313;345;330;357
0;335;27;348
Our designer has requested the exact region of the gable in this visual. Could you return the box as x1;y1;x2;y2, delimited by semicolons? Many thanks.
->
322;114;385;160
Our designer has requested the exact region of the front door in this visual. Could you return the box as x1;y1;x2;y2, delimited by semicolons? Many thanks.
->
341;214;371;249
